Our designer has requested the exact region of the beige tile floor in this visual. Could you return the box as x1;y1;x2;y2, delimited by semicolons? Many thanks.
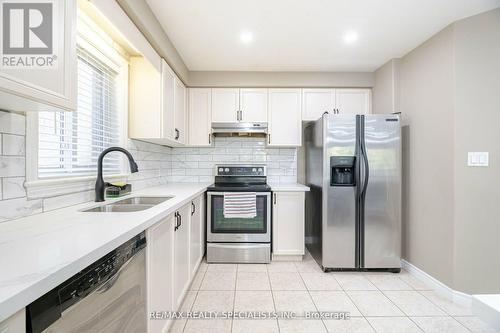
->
169;252;498;333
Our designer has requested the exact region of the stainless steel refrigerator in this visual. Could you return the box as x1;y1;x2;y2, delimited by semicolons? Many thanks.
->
304;113;401;272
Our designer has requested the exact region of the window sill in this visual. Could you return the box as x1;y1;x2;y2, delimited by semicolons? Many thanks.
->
25;174;129;200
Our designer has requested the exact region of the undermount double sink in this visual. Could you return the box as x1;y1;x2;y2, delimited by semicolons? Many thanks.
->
83;196;172;213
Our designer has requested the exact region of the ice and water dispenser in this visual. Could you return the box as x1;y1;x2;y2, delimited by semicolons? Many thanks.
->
330;156;356;186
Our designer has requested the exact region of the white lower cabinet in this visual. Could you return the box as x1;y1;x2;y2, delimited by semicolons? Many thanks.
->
146;194;205;333
173;204;191;309
147;214;175;333
272;191;305;256
189;196;205;276
0;308;25;333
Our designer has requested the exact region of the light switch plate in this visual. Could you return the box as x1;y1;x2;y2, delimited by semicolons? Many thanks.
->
468;152;489;167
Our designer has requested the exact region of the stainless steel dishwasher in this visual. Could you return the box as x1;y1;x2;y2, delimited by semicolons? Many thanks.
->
26;232;147;333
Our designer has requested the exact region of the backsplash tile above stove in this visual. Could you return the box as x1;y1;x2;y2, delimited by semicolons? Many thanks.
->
169;137;297;184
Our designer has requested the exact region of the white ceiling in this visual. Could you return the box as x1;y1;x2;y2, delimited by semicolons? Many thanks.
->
145;0;500;72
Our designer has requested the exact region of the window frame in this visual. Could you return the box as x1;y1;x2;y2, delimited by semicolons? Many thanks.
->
25;11;130;199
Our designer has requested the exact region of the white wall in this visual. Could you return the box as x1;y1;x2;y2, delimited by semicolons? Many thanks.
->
189;71;374;88
452;8;500;294
373;59;400;113
372;7;500;294
398;25;456;288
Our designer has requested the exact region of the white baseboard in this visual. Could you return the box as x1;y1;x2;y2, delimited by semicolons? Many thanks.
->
472;295;500;330
401;259;472;307
272;254;303;262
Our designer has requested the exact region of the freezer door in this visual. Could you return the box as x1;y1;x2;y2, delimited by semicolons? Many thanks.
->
362;115;402;269
323;114;357;269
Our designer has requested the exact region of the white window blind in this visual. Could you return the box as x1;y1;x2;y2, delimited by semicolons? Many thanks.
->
38;48;122;178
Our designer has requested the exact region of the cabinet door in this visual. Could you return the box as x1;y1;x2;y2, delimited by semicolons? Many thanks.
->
302;89;335;121
211;88;239;122
189;196;204;276
335;89;371;115
240;88;268;122
161;60;175;140
147;215;175;333
188;88;212;146
129;57;162;139
173;204;191;308
0;0;76;112
174;79;187;144
272;192;305;255
268;89;302;146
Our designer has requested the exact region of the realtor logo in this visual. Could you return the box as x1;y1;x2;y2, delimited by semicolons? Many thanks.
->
1;0;56;68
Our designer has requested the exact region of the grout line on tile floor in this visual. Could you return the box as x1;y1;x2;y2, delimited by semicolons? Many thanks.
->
265;263;281;333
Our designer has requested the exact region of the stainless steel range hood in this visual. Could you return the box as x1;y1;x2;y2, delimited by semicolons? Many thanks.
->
212;122;268;136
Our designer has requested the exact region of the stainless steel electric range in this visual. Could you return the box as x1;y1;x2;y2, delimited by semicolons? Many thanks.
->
206;165;271;263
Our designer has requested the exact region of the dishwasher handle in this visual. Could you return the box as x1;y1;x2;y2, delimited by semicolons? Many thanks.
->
94;247;144;294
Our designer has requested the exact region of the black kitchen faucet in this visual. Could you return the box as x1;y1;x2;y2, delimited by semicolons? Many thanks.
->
95;147;138;202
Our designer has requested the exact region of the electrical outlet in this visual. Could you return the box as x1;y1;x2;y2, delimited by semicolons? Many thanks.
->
467;152;489;167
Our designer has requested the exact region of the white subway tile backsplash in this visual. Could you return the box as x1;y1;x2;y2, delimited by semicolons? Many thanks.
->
0;156;25;177
2;134;25;156
2;177;25;199
0;111;25;135
169;137;297;183
43;190;94;212
0;197;42;222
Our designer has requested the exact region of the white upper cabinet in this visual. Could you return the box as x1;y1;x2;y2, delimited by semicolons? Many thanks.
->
302;89;335;121
188;88;212;146
0;0;77;112
161;59;176;141
302;88;371;120
211;88;239;122
211;88;268;123
239;88;268;122
129;57;188;147
174;78;187;144
268;89;302;146
129;56;162;139
335;89;371;115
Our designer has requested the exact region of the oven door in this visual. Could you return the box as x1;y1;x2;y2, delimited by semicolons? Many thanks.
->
207;191;271;242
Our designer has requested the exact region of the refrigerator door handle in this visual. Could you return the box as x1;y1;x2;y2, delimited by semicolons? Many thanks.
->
360;142;370;197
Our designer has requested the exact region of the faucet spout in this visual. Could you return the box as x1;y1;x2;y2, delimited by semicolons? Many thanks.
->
95;147;138;202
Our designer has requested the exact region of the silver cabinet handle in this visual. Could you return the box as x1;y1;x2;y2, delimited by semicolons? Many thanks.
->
191;202;195;216
175;128;180;140
273;193;277;204
268;134;271;144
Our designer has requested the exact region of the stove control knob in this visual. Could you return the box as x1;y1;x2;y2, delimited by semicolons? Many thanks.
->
218;168;223;173
252;168;257;172
258;168;263;173
225;168;229;172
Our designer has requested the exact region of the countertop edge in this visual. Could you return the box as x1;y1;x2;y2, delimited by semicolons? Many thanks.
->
0;184;210;323
269;183;310;191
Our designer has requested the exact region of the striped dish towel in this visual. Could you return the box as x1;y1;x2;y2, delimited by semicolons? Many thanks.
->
223;192;257;218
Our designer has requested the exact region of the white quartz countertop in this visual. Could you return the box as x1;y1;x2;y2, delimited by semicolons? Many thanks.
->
269;183;310;192
0;183;211;322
